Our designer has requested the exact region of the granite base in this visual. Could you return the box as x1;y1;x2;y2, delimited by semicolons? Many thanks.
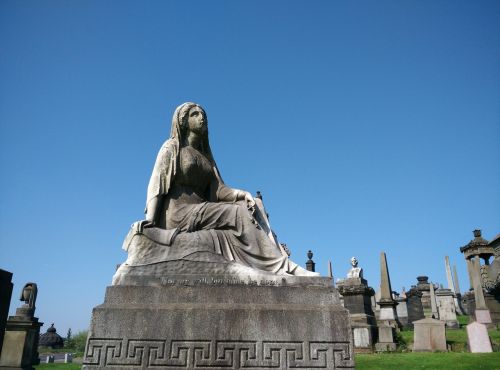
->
83;276;354;369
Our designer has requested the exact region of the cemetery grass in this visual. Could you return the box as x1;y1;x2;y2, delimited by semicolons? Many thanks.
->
356;352;500;369
398;316;500;352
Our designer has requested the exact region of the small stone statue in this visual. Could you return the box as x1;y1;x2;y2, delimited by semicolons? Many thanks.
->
17;282;37;317
347;257;363;279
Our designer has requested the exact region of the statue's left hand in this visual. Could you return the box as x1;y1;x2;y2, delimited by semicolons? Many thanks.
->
243;191;256;208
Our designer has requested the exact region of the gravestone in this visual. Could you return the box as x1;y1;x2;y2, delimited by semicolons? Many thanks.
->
0;283;42;370
412;317;446;352
466;322;492;353
435;288;459;328
406;287;425;328
395;293;409;328
64;353;73;363
0;269;13;355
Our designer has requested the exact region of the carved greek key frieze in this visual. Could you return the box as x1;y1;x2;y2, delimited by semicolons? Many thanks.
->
83;338;354;369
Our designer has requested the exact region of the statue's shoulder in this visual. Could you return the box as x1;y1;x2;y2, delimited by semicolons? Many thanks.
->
154;139;178;162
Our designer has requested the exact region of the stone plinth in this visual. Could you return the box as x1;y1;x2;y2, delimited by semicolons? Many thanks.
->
466;322;492;353
337;277;376;353
374;324;396;352
435;288;459;329
0;315;42;370
412;317;446;352
83;275;354;369
0;269;13;354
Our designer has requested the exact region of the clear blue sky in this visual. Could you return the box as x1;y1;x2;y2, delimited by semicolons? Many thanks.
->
1;1;499;335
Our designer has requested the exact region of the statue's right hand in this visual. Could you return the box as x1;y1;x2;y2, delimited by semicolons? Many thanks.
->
136;220;155;233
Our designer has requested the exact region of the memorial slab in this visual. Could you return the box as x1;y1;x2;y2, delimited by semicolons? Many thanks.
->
466;322;492;353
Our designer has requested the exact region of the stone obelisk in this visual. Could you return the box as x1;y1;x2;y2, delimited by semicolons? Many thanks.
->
444;256;464;315
375;252;398;352
429;281;439;319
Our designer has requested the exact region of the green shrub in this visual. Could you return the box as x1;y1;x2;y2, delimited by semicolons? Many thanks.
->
63;330;87;355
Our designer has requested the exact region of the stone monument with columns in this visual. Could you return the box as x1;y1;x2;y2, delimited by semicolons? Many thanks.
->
83;103;354;369
460;230;495;325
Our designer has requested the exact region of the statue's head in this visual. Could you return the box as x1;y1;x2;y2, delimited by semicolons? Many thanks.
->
172;102;207;138
350;257;358;268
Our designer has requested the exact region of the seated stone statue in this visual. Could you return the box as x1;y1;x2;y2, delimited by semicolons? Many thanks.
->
113;102;317;284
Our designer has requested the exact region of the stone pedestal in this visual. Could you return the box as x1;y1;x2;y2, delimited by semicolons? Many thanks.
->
83;275;354;369
466;322;492;353
374;324;396;352
475;309;492;325
337;277;376;353
412;318;446;352
435;288;459;329
0;315;42;370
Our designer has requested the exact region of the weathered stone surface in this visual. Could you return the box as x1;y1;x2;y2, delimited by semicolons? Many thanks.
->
416;276;432;310
396;297;409;328
0;269;13;354
374;324;396;352
353;327;370;348
377;252;398;328
435;288;459;328
429;282;438;318
337;274;376;353
83;279;354;369
412;317;446;352
406;287;425;327
475;309;492;324
466;322;492;353
0;315;42;370
0;283;42;370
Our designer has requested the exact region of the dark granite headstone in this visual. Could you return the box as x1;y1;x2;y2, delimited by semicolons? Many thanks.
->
406;287;425;328
0;269;13;354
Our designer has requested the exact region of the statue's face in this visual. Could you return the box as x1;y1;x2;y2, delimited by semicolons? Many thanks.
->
350;257;358;267
187;106;207;135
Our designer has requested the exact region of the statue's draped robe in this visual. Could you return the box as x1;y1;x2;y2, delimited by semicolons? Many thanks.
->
144;139;295;274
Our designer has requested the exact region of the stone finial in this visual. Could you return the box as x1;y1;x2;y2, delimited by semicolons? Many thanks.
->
473;229;481;238
255;191;262;200
306;250;315;272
